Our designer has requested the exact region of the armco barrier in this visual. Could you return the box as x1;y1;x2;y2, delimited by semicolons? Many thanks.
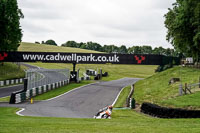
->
141;102;200;118
0;78;24;87
10;79;70;104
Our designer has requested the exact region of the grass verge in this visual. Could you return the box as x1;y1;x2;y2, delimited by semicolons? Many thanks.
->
0;96;10;102
1;107;200;133
0;62;26;81
114;86;131;108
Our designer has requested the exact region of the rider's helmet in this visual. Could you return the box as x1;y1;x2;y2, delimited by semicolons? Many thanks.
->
108;105;113;110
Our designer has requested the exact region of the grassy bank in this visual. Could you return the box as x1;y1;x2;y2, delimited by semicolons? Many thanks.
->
0;63;26;81
133;66;200;109
18;42;102;53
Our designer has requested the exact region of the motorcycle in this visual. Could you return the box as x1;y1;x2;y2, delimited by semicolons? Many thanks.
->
94;105;113;119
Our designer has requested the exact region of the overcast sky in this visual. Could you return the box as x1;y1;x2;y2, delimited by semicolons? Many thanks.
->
18;0;176;48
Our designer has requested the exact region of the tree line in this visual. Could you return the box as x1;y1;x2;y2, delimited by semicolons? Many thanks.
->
60;40;179;56
37;39;179;56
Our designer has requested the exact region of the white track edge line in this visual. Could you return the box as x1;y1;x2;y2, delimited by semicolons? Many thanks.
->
112;87;126;106
16;108;25;116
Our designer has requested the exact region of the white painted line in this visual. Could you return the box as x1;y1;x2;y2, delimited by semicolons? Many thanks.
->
45;82;98;101
16;108;25;116
111;78;142;106
112;87;126;106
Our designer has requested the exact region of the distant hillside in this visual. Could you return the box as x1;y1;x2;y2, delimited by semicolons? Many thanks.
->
18;42;101;53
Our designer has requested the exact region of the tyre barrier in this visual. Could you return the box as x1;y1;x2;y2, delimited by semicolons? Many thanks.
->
141;102;200;118
10;79;70;104
0;78;24;87
102;72;108;77
82;73;91;80
86;69;97;76
94;74;101;80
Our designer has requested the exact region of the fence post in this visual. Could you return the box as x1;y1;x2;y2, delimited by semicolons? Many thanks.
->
179;83;183;96
100;69;102;79
199;76;200;88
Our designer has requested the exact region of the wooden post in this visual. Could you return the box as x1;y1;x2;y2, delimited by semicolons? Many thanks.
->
179;84;183;96
185;83;192;94
199;77;200;88
184;83;187;94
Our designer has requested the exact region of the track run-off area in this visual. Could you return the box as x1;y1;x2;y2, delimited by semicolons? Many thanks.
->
0;78;141;118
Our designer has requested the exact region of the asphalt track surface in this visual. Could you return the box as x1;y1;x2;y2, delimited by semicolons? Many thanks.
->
0;85;24;98
0;64;67;98
0;78;141;118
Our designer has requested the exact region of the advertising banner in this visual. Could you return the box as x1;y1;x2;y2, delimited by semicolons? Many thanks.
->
0;51;180;65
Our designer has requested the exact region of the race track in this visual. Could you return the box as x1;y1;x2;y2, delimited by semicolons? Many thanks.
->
18;78;140;118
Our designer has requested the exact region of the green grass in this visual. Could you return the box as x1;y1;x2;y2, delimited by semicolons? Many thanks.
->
1;107;200;133
114;86;131;108
34;81;93;101
18;42;102;53
27;63;157;81
0;96;10;102
133;66;200;109
0;62;26;81
161;92;200;110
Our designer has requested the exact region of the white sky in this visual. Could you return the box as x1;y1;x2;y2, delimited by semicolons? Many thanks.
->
18;0;176;48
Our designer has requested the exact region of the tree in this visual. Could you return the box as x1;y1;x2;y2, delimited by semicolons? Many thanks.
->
153;47;166;55
164;0;200;61
45;39;57;46
118;45;127;54
141;46;152;54
85;42;102;51
35;41;40;44
133;46;142;54
0;0;23;51
62;41;77;47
